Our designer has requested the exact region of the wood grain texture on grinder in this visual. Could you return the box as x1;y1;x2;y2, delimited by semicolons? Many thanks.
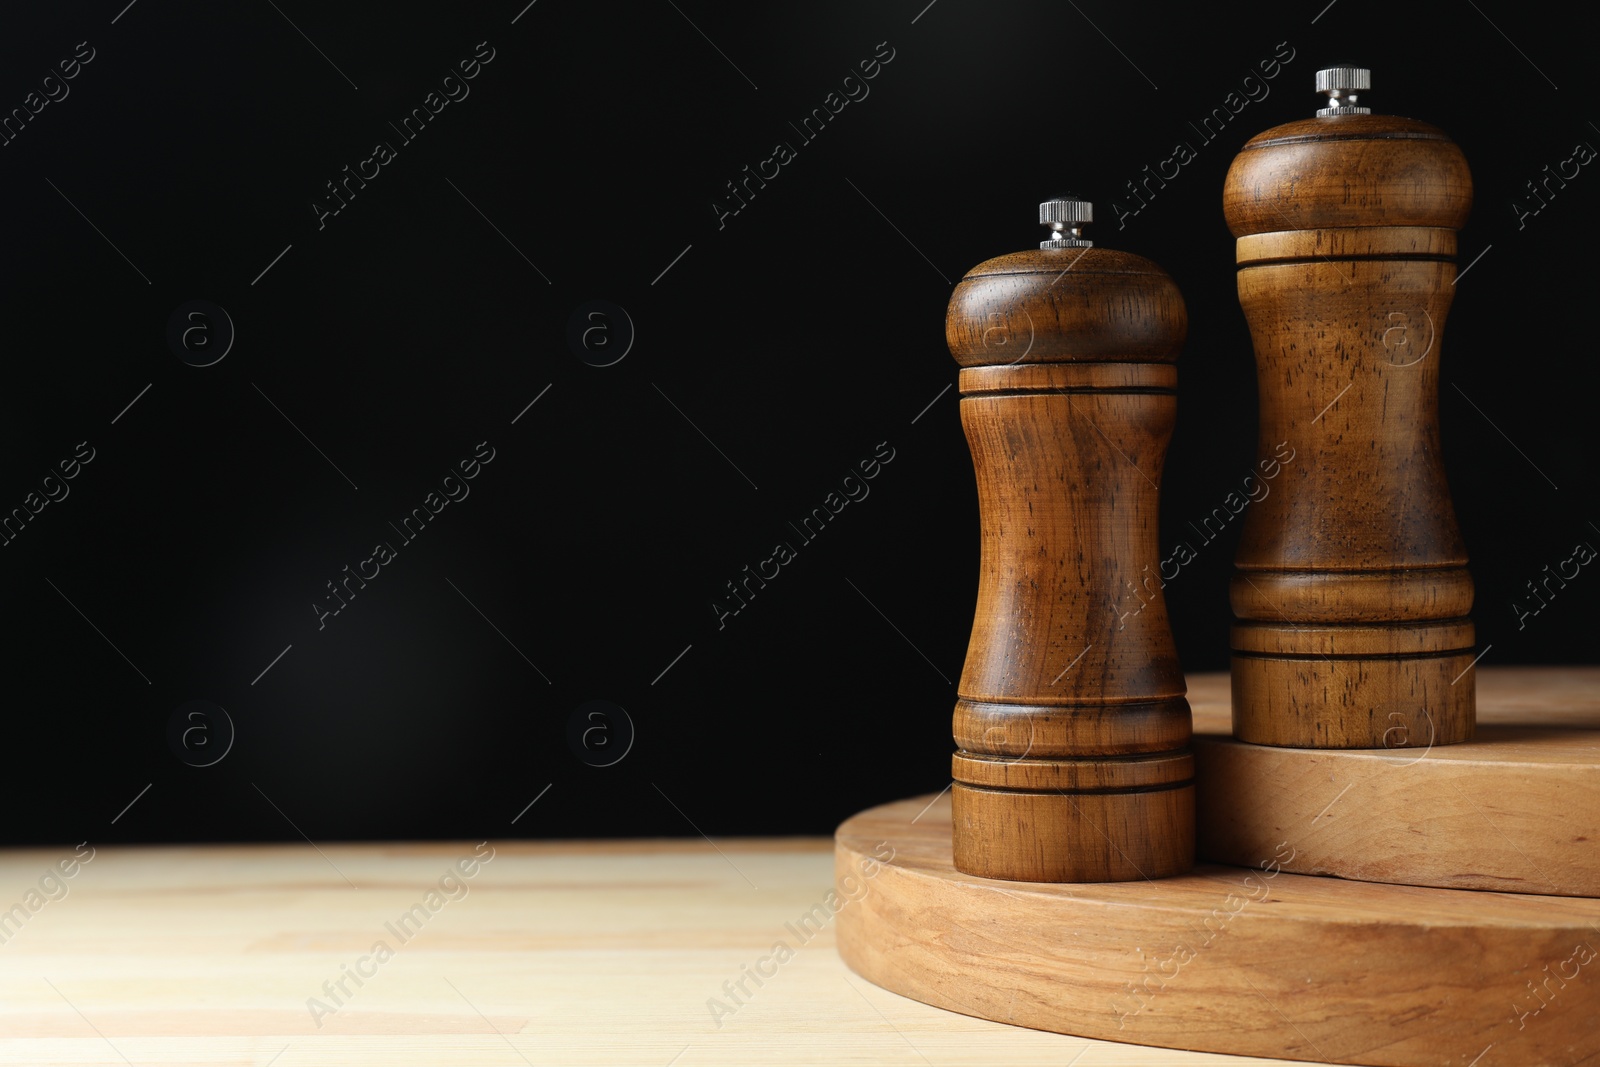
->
1224;103;1478;749
946;232;1193;883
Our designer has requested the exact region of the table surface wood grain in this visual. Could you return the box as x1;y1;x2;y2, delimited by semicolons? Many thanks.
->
0;834;1313;1066
9;667;1596;1066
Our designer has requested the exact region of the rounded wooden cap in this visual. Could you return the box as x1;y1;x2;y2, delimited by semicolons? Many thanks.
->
946;247;1186;367
1223;114;1473;237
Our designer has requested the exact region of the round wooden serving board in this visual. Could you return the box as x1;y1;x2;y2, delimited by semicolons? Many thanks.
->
836;792;1600;1067
1189;667;1600;896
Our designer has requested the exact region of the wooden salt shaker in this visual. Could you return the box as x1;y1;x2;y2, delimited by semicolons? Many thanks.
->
1224;68;1477;748
947;199;1194;882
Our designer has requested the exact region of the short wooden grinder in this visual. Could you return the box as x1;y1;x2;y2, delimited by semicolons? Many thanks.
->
946;199;1194;882
1224;68;1477;748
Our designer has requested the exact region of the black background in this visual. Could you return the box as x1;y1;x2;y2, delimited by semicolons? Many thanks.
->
2;0;1594;846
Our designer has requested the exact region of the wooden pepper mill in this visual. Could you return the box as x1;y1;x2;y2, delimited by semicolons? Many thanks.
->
946;199;1194;882
1224;68;1476;748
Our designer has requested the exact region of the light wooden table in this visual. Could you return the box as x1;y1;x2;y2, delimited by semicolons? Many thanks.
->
40;665;1600;1066
0;833;1318;1066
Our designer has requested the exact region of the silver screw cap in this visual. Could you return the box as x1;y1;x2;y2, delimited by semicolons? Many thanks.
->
1040;198;1093;249
1316;66;1371;116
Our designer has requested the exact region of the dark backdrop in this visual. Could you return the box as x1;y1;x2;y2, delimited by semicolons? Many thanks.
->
2;0;1594;845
